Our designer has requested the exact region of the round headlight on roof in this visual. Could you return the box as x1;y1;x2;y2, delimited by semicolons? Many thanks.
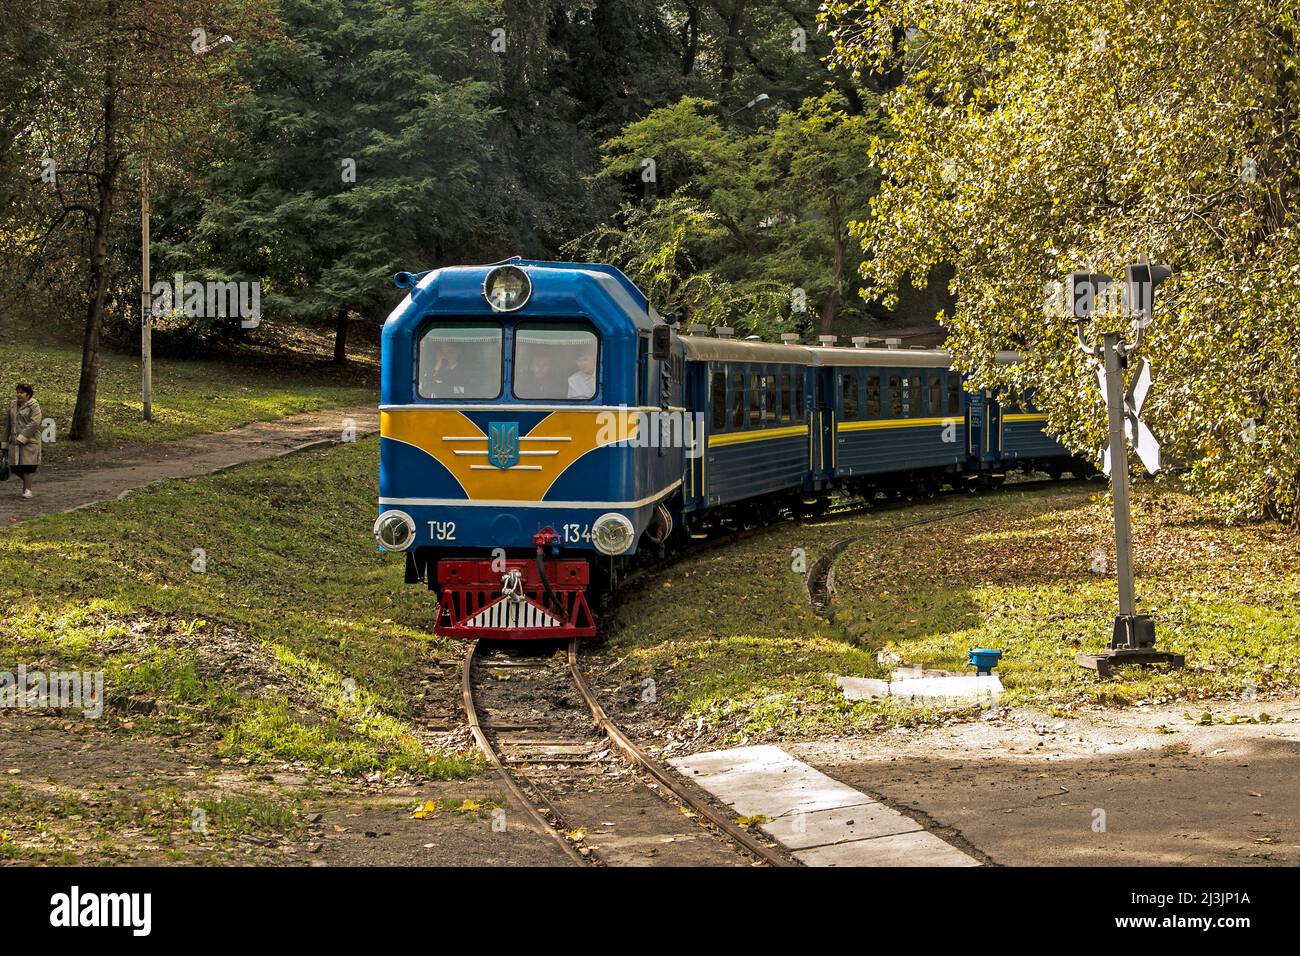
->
483;265;532;312
373;510;416;552
591;512;636;556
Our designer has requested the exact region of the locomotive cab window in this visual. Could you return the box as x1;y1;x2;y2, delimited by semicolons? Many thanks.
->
513;321;599;401
417;321;502;400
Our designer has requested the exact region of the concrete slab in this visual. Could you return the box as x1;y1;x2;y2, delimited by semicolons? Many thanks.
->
760;801;921;850
796;829;981;867
670;744;791;780
836;676;889;700
889;675;1002;703
670;746;979;867
677;756;867;818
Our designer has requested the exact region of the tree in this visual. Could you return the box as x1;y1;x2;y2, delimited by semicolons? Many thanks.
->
826;0;1300;522
584;91;879;333
7;0;267;440
173;0;497;363
763;91;880;333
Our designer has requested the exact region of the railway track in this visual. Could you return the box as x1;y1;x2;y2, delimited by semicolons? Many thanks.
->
462;638;794;866
460;475;1090;866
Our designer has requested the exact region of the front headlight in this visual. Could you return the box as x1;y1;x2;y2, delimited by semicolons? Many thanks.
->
373;510;416;551
483;265;532;312
591;512;636;556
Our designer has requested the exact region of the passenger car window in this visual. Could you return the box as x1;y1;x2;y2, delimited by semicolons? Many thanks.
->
794;371;805;422
865;373;881;417
730;370;744;428
907;374;921;416
711;370;727;430
842;373;859;419
513;321;598;400
418;321;502;400
947;375;961;415
928;373;941;416
888;374;902;416
749;372;762;426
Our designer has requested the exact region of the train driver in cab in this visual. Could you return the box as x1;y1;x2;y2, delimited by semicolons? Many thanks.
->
425;340;473;398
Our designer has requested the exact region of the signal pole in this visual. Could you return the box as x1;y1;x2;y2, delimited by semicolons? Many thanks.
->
1057;265;1186;678
1101;331;1135;618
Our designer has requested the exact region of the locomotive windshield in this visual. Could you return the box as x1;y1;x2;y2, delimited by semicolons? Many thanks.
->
417;321;502;399
513;322;599;401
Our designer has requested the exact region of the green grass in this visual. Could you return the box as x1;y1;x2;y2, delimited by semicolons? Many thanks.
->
604;513;897;741
0;437;478;779
830;487;1300;711
0;782;304;863
0;333;375;462
604;486;1300;741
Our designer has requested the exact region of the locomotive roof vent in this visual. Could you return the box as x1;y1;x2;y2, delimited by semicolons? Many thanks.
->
885;338;902;349
780;333;800;345
715;326;735;339
818;335;837;347
687;324;709;335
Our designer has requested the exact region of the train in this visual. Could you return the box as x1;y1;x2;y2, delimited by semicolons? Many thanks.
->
375;258;1090;640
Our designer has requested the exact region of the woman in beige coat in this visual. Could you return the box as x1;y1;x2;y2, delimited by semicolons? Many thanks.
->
2;383;43;499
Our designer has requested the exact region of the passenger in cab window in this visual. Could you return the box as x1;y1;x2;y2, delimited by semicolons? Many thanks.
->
517;352;559;398
567;350;597;399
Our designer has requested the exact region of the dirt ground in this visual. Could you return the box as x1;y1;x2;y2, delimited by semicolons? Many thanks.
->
0;404;379;526
791;696;1300;866
6;681;1297;866
0;711;568;866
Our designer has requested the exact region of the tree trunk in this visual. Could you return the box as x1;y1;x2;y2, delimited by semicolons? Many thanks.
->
69;31;120;443
332;306;349;364
681;2;700;75
718;0;747;96
819;198;845;336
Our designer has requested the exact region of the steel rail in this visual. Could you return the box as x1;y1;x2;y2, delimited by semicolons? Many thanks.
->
460;639;588;866
566;640;797;867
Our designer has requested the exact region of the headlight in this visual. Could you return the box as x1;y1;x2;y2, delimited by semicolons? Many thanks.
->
483;265;532;312
592;512;636;556
373;511;416;551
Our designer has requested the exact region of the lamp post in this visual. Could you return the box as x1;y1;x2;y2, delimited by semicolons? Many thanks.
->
728;93;770;117
1058;264;1185;678
141;33;234;421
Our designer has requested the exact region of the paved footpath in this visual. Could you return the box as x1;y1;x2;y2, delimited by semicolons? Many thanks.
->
0;403;378;526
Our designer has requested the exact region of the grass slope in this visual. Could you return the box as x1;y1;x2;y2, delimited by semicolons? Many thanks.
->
605;485;1297;742
0;328;375;463
0;437;475;779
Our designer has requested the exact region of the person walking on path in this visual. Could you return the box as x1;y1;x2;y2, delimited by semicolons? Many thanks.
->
2;383;43;499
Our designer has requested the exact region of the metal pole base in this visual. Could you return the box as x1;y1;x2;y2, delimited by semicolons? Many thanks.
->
1076;614;1185;677
1075;647;1185;678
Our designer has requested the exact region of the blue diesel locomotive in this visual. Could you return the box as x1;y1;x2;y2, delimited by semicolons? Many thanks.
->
374;259;1085;640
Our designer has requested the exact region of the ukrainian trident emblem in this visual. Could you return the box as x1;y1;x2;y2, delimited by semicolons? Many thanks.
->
488;421;520;470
